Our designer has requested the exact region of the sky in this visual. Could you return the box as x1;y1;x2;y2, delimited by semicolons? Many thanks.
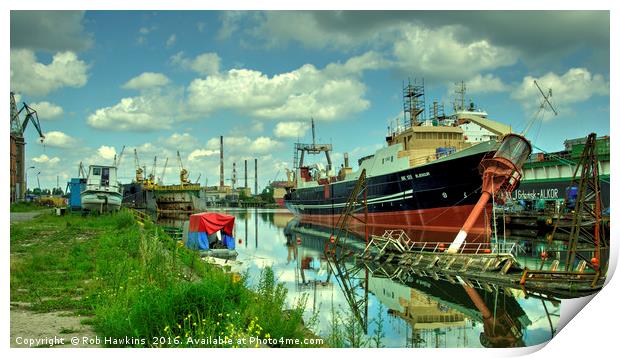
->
9;10;610;191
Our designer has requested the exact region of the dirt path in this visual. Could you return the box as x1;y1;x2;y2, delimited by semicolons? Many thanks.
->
10;303;100;348
10;210;48;223
10;211;103;347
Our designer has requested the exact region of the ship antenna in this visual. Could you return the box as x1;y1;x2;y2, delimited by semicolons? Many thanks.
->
311;117;316;146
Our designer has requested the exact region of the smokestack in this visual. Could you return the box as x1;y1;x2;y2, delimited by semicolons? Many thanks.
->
344;152;350;168
433;100;438;119
232;162;236;189
254;158;258;195
244;160;248;188
219;136;224;188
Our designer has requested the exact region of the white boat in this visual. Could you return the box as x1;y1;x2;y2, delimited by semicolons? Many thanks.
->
81;165;123;213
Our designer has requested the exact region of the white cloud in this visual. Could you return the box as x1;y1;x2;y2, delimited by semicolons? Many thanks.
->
250;137;281;153
171;51;221;75
166;34;177;48
393;25;517;80
32;154;60;165
42;131;76;148
188;149;219;161
10;49;89;96
187;57;373;121
30;101;64;120
274;121;310;138
86;91;179;131
511;68;609;111
97;145;117;160
163;132;200;151
122;72;170;90
464;74;509;94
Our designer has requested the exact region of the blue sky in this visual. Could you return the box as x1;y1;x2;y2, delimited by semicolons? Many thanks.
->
10;10;610;190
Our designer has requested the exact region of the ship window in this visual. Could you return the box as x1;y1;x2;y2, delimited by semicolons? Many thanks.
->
391;156;394;162
93;167;101;176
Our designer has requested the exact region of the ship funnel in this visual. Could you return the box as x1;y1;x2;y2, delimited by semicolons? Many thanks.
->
344;152;350;168
447;134;532;253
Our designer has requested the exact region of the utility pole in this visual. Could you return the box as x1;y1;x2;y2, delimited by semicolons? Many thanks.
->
254;158;258;195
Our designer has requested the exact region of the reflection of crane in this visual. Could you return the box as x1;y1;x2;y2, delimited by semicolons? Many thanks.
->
11;92;45;202
177;150;190;185
134;148;144;182
158;157;168;185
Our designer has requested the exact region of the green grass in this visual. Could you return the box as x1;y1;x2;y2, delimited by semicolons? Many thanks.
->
10;209;316;347
10;201;49;212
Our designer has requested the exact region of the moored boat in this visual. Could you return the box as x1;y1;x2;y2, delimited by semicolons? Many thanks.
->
284;80;514;241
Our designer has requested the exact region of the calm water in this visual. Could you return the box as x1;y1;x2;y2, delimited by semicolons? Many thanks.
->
157;208;560;348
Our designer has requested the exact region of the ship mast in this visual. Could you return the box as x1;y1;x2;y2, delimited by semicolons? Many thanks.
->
454;81;466;112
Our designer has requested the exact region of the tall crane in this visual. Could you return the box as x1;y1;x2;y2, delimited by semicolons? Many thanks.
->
177;150;190;185
158;157;169;185
11;92;45;202
134;148;144;182
10;92;44;140
114;145;126;167
149;156;157;183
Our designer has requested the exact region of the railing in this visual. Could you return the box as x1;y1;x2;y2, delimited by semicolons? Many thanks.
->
365;229;519;256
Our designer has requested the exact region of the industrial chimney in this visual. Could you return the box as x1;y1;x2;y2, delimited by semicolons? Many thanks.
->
344;152;350;168
244;160;248;189
219;136;224;189
254;158;258;195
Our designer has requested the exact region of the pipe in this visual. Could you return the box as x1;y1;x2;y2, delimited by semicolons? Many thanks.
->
448;192;491;253
344;152;349;168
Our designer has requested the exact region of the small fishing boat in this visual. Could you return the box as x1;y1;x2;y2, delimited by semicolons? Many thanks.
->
81;165;123;213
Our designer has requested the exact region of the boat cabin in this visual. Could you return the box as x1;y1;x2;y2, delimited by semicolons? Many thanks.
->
86;165;119;192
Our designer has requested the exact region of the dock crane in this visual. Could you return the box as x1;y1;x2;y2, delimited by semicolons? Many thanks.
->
177;150;190;185
114;145;126;167
10;92;45;141
11;92;45;202
158;157;168;185
78;161;87;178
134;148;144;183
148;156;157;183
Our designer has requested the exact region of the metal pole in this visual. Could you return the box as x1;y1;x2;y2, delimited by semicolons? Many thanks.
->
220;136;224;188
254;158;258;195
244;159;248;189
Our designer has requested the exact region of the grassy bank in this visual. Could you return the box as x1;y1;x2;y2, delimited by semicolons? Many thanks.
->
10;210;317;347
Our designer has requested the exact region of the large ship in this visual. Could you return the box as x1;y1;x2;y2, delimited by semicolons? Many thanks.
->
284;81;514;241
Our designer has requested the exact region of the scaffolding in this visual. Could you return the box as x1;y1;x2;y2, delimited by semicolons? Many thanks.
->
403;78;426;127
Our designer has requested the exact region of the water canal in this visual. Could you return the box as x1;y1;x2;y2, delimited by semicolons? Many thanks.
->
156;208;560;348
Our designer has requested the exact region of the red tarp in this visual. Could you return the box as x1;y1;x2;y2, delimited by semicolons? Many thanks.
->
189;212;235;235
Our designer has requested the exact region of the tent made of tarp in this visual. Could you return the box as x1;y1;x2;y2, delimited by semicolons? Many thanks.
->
189;212;235;236
187;212;236;250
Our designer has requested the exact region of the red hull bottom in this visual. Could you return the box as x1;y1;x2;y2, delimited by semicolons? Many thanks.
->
298;204;492;243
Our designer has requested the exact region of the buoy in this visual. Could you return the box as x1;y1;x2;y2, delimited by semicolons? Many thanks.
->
541;251;548;259
329;235;335;244
438;243;445;252
483;248;491;254
591;257;599;267
296;238;302;245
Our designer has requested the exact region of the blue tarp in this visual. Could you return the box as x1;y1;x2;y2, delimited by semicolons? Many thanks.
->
222;234;235;250
186;232;209;250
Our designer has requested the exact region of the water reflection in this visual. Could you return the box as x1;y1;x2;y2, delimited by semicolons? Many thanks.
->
156;208;560;348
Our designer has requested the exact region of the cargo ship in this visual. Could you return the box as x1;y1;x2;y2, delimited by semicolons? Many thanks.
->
284;81;514;240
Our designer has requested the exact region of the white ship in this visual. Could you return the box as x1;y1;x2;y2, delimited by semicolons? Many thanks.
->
81;165;122;213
